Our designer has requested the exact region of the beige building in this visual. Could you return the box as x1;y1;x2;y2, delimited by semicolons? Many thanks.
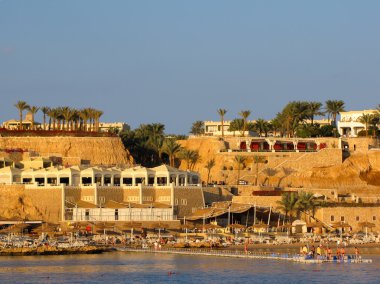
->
0;163;204;223
338;109;379;137
204;120;257;137
98;122;130;133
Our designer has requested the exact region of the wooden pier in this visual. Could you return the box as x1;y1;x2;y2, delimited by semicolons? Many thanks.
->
119;247;372;264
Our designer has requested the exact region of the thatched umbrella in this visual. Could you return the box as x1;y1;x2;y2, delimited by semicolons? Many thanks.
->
227;223;246;229
203;223;221;230
358;222;376;237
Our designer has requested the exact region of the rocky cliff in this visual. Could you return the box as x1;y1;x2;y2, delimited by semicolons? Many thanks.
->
0;136;133;166
179;137;380;190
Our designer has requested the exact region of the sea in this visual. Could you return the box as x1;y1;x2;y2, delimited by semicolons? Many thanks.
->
0;251;379;283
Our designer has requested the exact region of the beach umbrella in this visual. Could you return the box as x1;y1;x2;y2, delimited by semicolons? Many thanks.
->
358;222;375;237
249;223;269;229
203;223;221;230
227;223;246;229
306;222;323;228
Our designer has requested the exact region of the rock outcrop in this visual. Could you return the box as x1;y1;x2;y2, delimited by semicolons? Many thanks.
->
0;136;133;166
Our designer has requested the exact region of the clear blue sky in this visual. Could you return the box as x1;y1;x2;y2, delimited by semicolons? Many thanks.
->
1;0;379;134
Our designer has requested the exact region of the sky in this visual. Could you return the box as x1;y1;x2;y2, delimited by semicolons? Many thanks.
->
1;0;379;134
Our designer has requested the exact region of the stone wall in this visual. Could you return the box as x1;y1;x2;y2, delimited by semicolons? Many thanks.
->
174;187;205;218
232;195;281;208
0;185;62;223
202;186;234;205
0;136;133;166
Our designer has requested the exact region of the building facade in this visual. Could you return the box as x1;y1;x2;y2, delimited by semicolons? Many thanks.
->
338;109;379;137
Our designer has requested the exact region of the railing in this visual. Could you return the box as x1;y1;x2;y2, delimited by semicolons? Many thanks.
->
121;247;371;263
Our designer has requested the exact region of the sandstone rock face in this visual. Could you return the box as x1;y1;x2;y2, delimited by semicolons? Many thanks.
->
0;136;133;166
179;137;380;190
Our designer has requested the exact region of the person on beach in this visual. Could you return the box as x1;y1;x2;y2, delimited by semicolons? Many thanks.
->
336;247;341;260
355;247;360;259
327;247;332;260
341;247;345;260
316;245;322;260
310;245;315;258
302;245;308;256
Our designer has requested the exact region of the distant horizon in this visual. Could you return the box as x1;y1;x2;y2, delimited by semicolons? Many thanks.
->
1;1;379;133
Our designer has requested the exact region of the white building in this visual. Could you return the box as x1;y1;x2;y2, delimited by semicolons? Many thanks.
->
98;122;130;133
204;120;257;137
338;110;379;137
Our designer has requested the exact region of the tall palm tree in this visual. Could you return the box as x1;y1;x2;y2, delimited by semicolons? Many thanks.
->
93;109;104;132
296;191;315;221
217;108;227;138
41;106;50;130
307;102;324;125
234;155;247;185
162;138;182;167
358;113;374;137
325;100;345;127
205;158;216;185
255;118;268;137
78;108;89;131
47;108;59;130
28;106;39;130
60;106;73;130
238;110;251;137
228;119;244;137
14;100;29;130
276;192;299;222
253;155;266;186
189;150;201;170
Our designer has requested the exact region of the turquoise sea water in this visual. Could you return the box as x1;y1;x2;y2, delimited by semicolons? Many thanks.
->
0;252;379;283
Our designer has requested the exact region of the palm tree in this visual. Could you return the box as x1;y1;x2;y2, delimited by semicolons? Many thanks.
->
205;158;216;185
228;118;244;137
325;100;345;127
47;108;60;130
189;150;201;170
238;110;251;137
255;118;268;137
41;106;50;130
28;106;39;130
307;102;324;125
14;100;29;130
60;107;72;130
253;155;266;186
234;155;247;185
162;139;182;167
296;191;315;221
217;108;227;138
358;113;375;137
276;192;299;222
93;109;104;132
190;121;205;136
78;108;90;131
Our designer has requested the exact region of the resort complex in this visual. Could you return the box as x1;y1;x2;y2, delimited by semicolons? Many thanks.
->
0;101;380;258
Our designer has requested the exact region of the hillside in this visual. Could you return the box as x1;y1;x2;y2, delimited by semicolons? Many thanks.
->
179;137;380;189
0;136;133;166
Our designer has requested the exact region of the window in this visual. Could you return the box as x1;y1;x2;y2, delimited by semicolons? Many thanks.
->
127;196;139;202
340;216;345;222
143;196;153;202
158;196;170;202
330;215;335;222
181;199;187;205
373;216;377;221
83;196;94;202
356;216;360;221
98;196;105;204
175;199;179;205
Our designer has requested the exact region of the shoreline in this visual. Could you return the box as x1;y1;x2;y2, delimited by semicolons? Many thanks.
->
0;246;111;256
